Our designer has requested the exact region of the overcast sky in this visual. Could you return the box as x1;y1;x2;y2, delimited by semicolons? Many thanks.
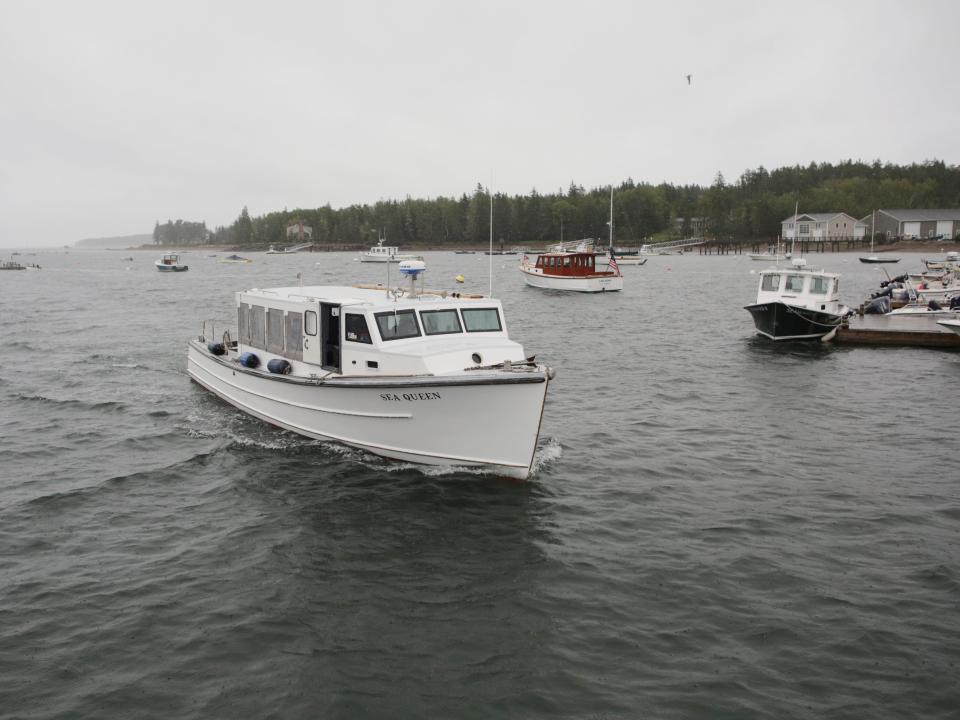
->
2;0;958;247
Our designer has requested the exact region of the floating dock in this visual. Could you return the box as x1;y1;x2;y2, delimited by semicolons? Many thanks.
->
837;314;960;348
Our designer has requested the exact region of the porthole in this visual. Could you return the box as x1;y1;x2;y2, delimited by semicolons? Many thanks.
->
471;353;482;364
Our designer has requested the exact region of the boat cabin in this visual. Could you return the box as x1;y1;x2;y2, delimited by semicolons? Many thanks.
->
233;285;526;378
533;252;613;277
159;253;182;265
755;263;842;313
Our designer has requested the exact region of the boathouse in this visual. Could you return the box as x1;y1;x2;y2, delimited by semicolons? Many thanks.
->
781;212;859;240
861;209;960;241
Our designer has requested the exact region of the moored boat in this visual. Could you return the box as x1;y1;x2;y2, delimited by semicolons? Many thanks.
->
519;243;623;292
937;318;960;336
360;235;420;263
186;260;553;478
155;253;188;272
219;254;253;264
744;258;849;341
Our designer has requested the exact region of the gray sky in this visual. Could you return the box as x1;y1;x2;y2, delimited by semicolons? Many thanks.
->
2;0;958;247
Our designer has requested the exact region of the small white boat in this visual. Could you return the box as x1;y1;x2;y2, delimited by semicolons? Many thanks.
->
744;258;848;341
187;260;553;478
749;242;790;261
155;253;188;272
937;318;960;336
360;235;420;263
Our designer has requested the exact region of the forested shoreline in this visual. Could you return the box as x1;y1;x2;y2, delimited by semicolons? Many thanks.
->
153;160;960;248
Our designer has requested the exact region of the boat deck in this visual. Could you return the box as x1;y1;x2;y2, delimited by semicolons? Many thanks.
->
837;314;960;348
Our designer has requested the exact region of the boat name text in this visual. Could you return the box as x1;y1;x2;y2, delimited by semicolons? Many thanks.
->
380;392;442;402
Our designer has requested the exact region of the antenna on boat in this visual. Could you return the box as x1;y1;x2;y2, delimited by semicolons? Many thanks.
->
488;179;494;298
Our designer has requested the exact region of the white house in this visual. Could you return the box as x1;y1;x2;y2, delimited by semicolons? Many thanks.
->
781;212;860;240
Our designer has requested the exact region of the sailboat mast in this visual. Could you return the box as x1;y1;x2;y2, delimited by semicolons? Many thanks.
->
870;210;875;254
792;200;799;256
488;186;493;298
608;186;614;251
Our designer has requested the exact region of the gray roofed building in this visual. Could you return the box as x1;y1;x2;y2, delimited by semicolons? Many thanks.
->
860;209;960;240
781;212;859;240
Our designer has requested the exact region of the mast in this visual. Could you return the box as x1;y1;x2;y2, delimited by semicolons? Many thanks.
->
792;200;799;257
488;185;493;298
608;186;614;251
870;210;875;254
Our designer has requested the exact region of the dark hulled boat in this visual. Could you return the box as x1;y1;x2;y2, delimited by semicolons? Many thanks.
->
744;259;848;341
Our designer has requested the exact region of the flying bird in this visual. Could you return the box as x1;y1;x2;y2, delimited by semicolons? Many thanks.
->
685;74;692;85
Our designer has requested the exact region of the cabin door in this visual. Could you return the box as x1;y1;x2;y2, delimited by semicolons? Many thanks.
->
320;302;341;373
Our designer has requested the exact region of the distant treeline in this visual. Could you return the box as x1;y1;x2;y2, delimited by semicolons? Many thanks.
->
164;160;960;248
153;219;209;245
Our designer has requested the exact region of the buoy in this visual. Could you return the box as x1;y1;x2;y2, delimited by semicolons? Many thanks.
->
455;274;465;283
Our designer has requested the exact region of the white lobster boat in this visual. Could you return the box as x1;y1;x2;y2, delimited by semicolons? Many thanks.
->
359;236;420;263
186;261;553;478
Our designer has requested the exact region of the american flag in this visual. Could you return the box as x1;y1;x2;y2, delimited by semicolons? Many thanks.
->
608;252;621;276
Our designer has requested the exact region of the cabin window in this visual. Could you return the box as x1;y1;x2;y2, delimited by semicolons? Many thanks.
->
809;277;829;294
267;308;285;353
248;306;266;349
345;313;373;344
305;310;318;336
285;312;303;360
563;257;571;266
761;274;780;292
462;308;502;332
785;275;805;293
375;309;421;341
420;309;462;335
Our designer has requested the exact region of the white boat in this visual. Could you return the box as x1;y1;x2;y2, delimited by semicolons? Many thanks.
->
186;260;553;478
360;235;420;263
266;242;314;254
744;258;849;341
937;318;960;336
155;253;188;272
749;241;790;261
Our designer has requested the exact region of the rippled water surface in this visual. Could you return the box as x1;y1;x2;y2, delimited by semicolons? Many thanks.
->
2;248;959;719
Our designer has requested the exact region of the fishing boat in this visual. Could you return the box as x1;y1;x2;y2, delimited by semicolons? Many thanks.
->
186;259;553;478
266;242;314;254
360;234;420;263
154;253;188;272
859;211;900;264
1;259;41;270
744;258;849;341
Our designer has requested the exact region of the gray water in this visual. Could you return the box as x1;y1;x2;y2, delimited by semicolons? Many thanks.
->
1;249;958;719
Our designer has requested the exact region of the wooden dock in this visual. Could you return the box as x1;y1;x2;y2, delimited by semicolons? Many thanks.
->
837;314;960;348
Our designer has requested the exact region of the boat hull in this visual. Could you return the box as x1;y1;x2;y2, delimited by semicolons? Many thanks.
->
744;301;843;341
859;256;900;264
155;262;188;272
519;267;623;292
186;342;550;478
